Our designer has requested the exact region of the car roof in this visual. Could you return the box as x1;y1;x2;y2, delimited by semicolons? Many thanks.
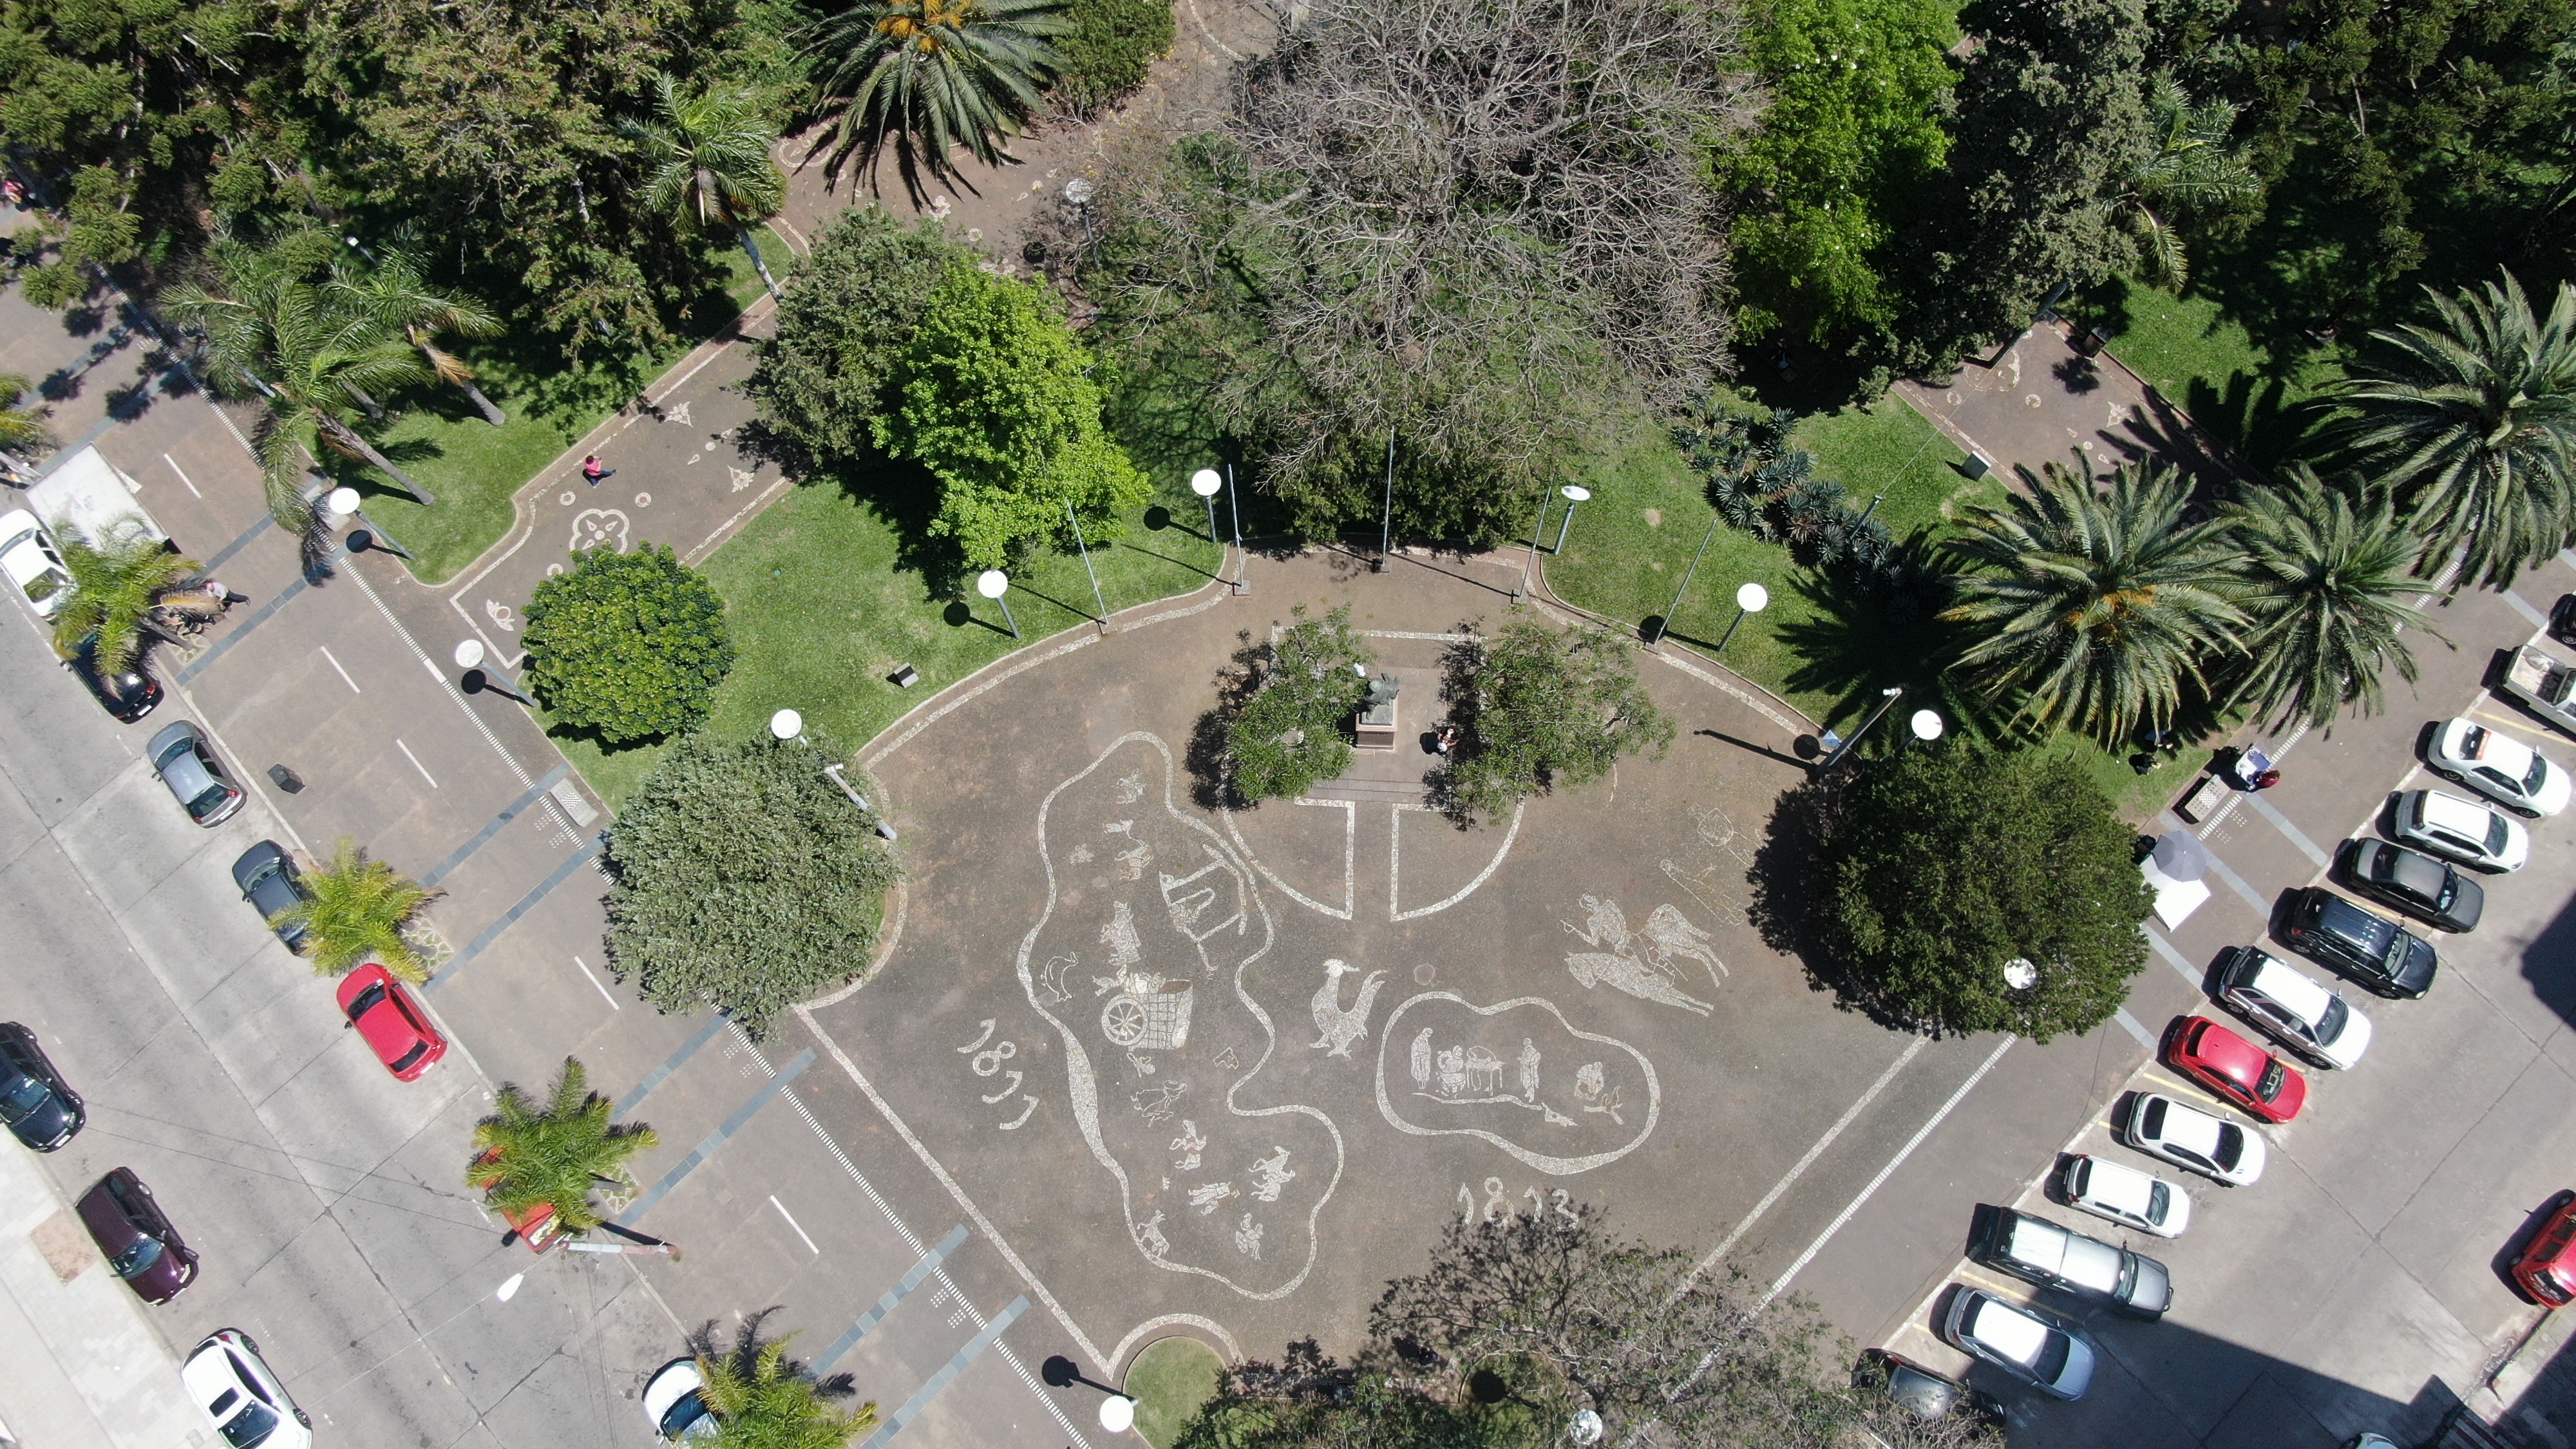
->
2418;790;2497;834
182;1335;252;1401
2366;842;2450;900
232;841;289;891
2145;1095;2228;1155
2078;1156;2155;1212
2188;1019;2266;1077
341;968;433;1062
2454;720;2534;771
1965;1294;2052;1365
2244;956;2333;1023
147;721;200;758
644;1356;706;1417
0;529;61;584
157;746;219;800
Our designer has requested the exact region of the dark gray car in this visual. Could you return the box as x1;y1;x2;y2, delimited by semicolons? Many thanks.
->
1976;1208;2172;1317
147;721;244;827
2281;887;2439;999
0;1022;84;1151
2340;838;2483;933
231;842;311;950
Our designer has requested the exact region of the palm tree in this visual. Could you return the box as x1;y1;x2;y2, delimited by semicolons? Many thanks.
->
806;0;1070;194
624;76;789;302
328;236;510;426
167;260;440;528
267;838;440;981
2104;77;2259;292
1941;457;2249;745
48;525;200;672
694;1320;878;1449
468;1058;659;1236
2320;269;2576;592
2221;468;2439;730
0;372;50;468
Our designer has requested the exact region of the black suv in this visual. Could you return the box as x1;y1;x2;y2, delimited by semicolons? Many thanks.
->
2341;838;2483;933
0;1022;83;1150
2281;887;2439;999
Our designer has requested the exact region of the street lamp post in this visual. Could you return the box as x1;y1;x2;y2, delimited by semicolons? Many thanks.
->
1553;485;1590;553
1651;512;1723;647
1224;462;1248;595
1064;178;1096;258
1823;686;1905;770
1716;580;1768;652
977;569;1018;639
1066;503;1111;630
1909;708;1944;746
1041;1356;1137;1434
1515;486;1550;603
1374;433;1395;573
775;707;896;838
453;638;531;705
1189;468;1224;549
1859;492;1886;527
769;708;806;744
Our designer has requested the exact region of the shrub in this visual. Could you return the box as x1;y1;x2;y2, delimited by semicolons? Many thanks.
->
1227;605;1376;802
1442;621;1673;822
522;544;734;746
1052;0;1173;117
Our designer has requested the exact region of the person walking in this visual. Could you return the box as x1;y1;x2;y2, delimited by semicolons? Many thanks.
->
582;455;612;486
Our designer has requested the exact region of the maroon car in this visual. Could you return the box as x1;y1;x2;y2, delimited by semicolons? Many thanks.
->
77;1168;197;1303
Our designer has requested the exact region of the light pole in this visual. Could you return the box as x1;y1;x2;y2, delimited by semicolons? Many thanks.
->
1515;486;1550;603
1715;580;1768;652
1859;492;1885;527
1189;468;1224;549
776;708;896;838
1374;433;1395;573
770;708;807;745
1652;512;1723;647
1224;462;1248;595
1823;686;1905;770
453;638;530;705
977;568;1018;638
1553;484;1590;553
1041;1356;1136;1434
1066;503;1111;629
1063;178;1096;260
1909;708;1944;746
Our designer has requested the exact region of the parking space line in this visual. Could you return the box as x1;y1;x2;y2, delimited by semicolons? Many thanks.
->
395;737;439;788
857;1295;1031;1449
424;835;607;992
624;1050;816;1224
173;548;346;683
2142;926;2204;992
420;762;573;886
2475;706;2559;743
197;513;276;574
2159;812;2269;913
572;955;620;1010
162;453;202;498
2238;790;2329;867
1759;1034;2016;1311
2505;591;2552;630
616;1014;732;1115
317;645;361;694
2112;1007;2154;1046
1683;1038;1927;1286
770;1195;822;1255
819;1225;971;1369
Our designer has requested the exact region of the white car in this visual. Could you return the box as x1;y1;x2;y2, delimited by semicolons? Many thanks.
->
0;509;71;619
2120;1094;2266;1187
182;1330;312;1449
1940;1288;2096;1400
2060;1153;2191;1237
2219;947;2374;1070
2430;718;2571;817
645;1356;720;1441
2392;789;2530;872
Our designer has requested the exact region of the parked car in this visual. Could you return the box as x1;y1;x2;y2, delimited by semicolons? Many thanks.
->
644;1356;721;1441
2339;838;2483;933
0;1021;84;1150
231;842;312;951
336;963;447;1081
66;636;162;722
0;509;72;619
2429;717;2572;816
2121;1093;2266;1186
2219;947;2374;1070
2169;1016;2308;1124
75;1167;197;1303
2391;788;2529;872
2499;644;2576;739
182;1329;312;1449
147;721;244;827
1974;1208;2172;1317
2282;887;2441;999
1940;1288;2096;1400
2060;1154;2191;1238
2513;1195;2576;1307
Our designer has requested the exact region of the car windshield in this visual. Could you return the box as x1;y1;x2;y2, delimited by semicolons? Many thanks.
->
185;782;233;821
390;1040;430;1074
2213;1125;2243;1170
2141;1098;2166;1137
346;983;387;1020
659;1388;712;1439
2030;1334;2070;1385
218;1401;280;1449
2146;1180;2169;1221
2257;1060;2286;1101
110;1236;165;1277
2526;757;2552;793
0;1073;47;1121
2488;815;2512;853
2318;995;2349;1044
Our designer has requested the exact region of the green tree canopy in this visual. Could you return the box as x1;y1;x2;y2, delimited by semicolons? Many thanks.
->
1817;743;2151;1041
806;0;1070;191
605;732;904;1035
744;207;968;470
1052;0;1173;117
696;1326;878;1449
522;544;735;745
48;524;199;673
2222;468;2435;730
875;265;1149;569
269;838;441;981
623;74;790;301
1442;620;1674;823
1225;605;1376;804
468;1057;659;1235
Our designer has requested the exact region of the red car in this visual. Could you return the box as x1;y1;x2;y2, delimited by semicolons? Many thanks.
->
2514;1193;2576;1306
336;964;448;1081
2168;1016;2307;1123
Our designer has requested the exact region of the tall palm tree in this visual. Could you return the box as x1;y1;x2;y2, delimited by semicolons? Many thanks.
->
167;261;440;527
0;372;50;468
468;1058;659;1236
2221;468;2438;730
2104;77;2259;292
328;236;510;426
49;525;200;672
806;0;1069;193
696;1329;878;1449
2321;269;2576;592
267;838;440;981
624;76;789;302
1942;457;2249;745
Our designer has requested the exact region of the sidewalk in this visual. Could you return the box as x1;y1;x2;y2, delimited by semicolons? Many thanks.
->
0;1141;212;1449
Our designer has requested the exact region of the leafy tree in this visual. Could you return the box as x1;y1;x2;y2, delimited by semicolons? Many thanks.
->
2102;75;2260;292
1442;621;1674;823
268;838;442;981
468;1057;660;1236
522;544;735;746
1817;743;2151;1040
2319;270;2576;592
327;234;511;426
623;74;790;302
48;526;199;673
1723;0;1955;348
875;265;1149;569
1898;0;2154;368
1052;0;1173;117
1225;606;1376;804
691;1316;879;1449
743;207;968;470
1941;457;2246;746
2222;468;2435;730
605;732;903;1036
806;0;1070;192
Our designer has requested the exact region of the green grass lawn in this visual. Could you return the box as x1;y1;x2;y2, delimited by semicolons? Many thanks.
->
2067;278;2344;469
551;468;1229;808
343;232;792;584
1124;1338;1224;1449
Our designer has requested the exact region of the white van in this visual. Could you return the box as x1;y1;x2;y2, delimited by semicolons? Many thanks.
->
26;446;167;550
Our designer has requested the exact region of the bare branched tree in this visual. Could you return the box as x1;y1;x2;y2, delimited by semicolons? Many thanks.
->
1077;0;1761;539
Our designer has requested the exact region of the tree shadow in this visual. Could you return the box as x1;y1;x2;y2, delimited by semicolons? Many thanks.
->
1745;772;1929;1031
1184;629;1271;811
